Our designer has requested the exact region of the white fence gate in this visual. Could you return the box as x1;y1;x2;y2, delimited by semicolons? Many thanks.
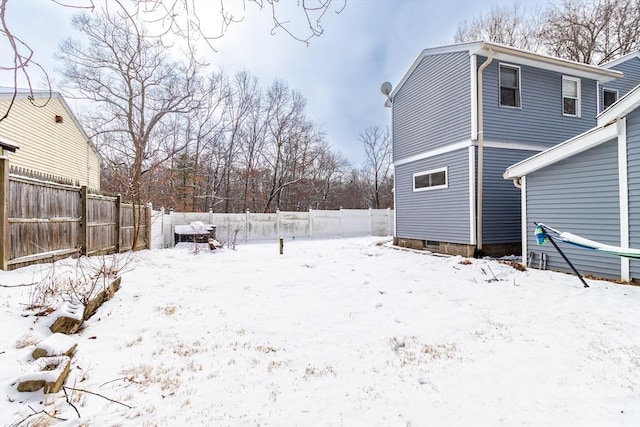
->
150;208;394;249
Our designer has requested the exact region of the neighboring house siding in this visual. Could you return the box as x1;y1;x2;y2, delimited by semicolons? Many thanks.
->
526;139;621;278
395;149;470;243
392;51;471;161
627;108;640;280
0;97;100;188
482;147;538;244
601;57;640;111
481;58;598;147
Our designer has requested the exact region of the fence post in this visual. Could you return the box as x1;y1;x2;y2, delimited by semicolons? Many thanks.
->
387;207;392;236
159;207;165;249
276;209;280;238
146;203;152;250
369;208;373;236
115;195;121;253
309;208;313;238
245;209;250;242
339;208;343;237
0;157;8;270
79;186;88;256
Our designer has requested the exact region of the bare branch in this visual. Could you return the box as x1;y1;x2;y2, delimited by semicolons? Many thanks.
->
63;386;133;409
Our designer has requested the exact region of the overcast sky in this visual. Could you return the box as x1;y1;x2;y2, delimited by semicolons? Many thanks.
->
1;0;549;165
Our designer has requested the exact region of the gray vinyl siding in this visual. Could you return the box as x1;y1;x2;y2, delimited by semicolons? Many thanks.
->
395;149;470;243
392;52;471;161
481;58;598;148
526;139;621;279
482;147;538;244
601;57;640;112
627;108;640;280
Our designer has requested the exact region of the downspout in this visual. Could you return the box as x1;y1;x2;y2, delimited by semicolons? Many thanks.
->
476;48;494;254
511;177;522;189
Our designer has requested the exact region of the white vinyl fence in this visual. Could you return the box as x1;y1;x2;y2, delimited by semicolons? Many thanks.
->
150;209;394;249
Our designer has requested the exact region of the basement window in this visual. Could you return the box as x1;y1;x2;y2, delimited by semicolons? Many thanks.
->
413;167;448;192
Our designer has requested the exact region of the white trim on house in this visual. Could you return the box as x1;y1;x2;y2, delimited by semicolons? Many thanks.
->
598;84;640;125
388;41;622;101
470;54;478;140
521;175;527;266
482;140;549;152
618;117;630;281
393;140;471;167
468;146;476;245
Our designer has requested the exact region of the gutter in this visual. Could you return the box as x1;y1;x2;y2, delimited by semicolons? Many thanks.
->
476;49;494;253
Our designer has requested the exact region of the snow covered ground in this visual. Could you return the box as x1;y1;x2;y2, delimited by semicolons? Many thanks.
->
1;237;639;426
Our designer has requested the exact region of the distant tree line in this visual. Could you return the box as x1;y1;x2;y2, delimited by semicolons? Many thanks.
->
455;0;639;64
55;11;393;218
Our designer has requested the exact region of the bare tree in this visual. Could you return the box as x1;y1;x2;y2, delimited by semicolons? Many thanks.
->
360;125;392;209
454;3;542;51
239;86;269;212
220;71;259;212
56;10;202;249
541;0;640;64
454;0;639;65
261;80;308;212
0;0;345;122
304;143;349;209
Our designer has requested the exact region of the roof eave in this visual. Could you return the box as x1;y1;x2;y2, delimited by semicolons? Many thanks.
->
0;136;20;153
475;42;623;83
597;84;640;125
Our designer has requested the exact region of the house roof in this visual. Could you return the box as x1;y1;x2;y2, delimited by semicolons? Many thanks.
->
0;87;101;162
601;50;640;69
388;41;624;101
504;84;640;179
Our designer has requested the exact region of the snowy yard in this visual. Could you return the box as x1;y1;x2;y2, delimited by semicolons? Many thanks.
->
1;237;639;426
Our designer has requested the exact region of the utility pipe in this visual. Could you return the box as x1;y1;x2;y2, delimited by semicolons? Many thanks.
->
476;48;494;253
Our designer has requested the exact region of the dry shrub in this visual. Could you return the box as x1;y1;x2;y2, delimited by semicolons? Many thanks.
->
154;304;177;316
15;332;39;349
26;253;135;312
499;260;527;271
458;259;473;265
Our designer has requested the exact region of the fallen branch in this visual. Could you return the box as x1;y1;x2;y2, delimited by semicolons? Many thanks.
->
63;386;132;409
9;405;67;427
63;386;81;418
99;376;139;388
0;282;38;288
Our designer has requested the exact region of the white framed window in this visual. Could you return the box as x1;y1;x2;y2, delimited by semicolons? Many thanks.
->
499;64;521;108
413;167;448;192
603;88;618;109
562;76;581;117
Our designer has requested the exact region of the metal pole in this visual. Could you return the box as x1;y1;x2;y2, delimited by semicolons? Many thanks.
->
545;233;589;288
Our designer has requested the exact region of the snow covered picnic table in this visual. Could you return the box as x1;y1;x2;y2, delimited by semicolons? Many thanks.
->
173;221;216;244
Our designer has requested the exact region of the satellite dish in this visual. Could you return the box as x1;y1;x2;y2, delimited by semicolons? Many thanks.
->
380;81;392;96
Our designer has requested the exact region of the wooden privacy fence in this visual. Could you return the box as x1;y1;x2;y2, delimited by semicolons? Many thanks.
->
0;160;151;270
